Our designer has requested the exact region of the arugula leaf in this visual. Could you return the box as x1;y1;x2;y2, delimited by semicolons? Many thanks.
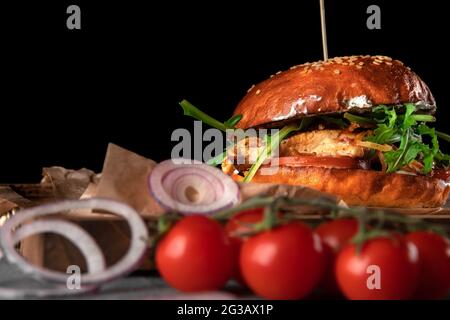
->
366;124;397;144
437;130;450;142
243;124;301;182
401;103;417;129
224;114;243;128
343;113;377;126
320;116;348;128
435;151;450;167
179;100;242;132
206;150;227;166
362;103;448;174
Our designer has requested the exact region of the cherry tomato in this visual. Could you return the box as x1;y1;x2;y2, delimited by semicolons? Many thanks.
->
156;215;234;292
240;222;325;299
405;231;450;299
316;218;359;295
335;236;420;300
274;156;369;169
225;208;264;284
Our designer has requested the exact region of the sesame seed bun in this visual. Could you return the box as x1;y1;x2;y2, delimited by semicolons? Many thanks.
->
225;56;449;208
233;55;435;129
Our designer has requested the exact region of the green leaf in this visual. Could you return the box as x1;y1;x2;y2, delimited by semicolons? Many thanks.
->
437;130;450;142
364;103;450;174
403;142;423;165
366;124;396;144
243;123;300;182
206;150;227;166
224;114;243;128
179;100;240;132
402;103;417;129
320;116;348;128
435;151;450;167
343;113;377;126
411;114;436;122
385;108;397;128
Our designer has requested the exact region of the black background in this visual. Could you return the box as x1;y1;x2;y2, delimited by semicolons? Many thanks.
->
2;0;449;182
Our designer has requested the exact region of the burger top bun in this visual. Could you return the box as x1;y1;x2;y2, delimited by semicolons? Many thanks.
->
233;55;436;129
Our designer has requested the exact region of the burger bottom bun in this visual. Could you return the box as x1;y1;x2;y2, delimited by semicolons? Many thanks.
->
245;166;450;208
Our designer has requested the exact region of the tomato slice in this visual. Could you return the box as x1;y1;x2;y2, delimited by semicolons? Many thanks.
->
273;156;369;170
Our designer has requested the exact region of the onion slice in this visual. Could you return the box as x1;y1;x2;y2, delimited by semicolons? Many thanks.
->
0;198;149;286
12;220;106;274
149;159;240;215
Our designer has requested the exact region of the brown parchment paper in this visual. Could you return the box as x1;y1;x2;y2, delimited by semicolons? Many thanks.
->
42;166;99;199
87;143;165;217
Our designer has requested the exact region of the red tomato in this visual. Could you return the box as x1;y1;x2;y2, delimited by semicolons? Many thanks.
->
274;156;369;169
316;218;359;295
405;231;450;299
156;215;234;292
335;236;420;300
225;208;264;284
240;222;325;299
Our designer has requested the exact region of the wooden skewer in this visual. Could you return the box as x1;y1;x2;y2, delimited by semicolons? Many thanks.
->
319;0;328;61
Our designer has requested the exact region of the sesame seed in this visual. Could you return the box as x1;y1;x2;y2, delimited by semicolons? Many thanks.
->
319;67;325;71
334;69;341;75
276;71;282;75
385;61;392;65
247;85;255;93
373;61;380;65
255;89;261;95
342;62;348;66
356;65;362;69
358;62;364;65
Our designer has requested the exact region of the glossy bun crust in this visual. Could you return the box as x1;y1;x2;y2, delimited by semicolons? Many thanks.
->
248;166;450;208
234;56;435;128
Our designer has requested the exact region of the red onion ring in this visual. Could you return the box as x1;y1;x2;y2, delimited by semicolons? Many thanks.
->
0;219;105;298
0;198;148;286
148;159;240;215
12;220;106;273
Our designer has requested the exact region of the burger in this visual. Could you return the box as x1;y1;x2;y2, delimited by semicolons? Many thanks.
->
220;55;450;208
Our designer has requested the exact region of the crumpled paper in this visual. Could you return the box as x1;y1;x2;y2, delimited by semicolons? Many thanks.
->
42;166;100;199
82;143;165;217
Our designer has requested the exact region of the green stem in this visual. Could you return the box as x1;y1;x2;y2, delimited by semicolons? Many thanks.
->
179;100;233;132
343;113;377;125
411;114;436;122
437;130;450;143
243;124;300;182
